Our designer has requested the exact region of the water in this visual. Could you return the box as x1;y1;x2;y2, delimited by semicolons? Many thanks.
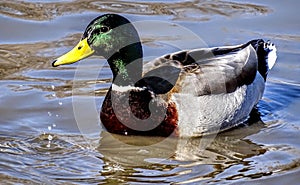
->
1;0;300;184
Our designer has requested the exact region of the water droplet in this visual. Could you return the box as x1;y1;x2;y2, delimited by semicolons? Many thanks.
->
55;114;59;117
51;85;55;90
48;126;52;131
46;142;51;148
47;112;52;116
52;94;56;97
52;124;56;127
58;101;62;106
48;134;53;141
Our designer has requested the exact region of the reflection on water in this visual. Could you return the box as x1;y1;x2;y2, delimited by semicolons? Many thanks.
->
0;0;270;21
1;0;300;184
97;109;269;183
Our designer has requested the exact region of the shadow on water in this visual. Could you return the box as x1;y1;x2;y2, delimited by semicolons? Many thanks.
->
97;111;266;184
260;81;300;117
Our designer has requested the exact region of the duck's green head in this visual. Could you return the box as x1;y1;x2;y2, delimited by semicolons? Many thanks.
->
52;14;141;67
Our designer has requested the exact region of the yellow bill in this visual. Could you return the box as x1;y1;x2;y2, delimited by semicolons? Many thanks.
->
52;38;94;67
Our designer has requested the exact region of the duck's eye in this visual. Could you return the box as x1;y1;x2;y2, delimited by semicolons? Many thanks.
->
91;26;110;36
100;26;110;33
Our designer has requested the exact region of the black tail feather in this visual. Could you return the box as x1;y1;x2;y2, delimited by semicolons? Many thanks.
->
248;39;277;81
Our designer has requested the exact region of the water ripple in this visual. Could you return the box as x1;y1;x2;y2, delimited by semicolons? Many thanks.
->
0;0;271;21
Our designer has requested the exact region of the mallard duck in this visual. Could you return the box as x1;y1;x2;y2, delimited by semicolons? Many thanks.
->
52;14;277;137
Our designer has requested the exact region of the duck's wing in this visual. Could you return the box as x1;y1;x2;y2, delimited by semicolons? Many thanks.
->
138;61;182;94
143;42;259;96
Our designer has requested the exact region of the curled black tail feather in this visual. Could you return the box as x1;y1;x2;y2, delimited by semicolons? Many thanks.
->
249;39;277;80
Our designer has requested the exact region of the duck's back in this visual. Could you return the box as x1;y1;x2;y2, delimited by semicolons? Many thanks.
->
142;39;276;137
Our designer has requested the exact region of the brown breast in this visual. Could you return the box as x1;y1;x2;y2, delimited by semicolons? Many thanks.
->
100;89;179;137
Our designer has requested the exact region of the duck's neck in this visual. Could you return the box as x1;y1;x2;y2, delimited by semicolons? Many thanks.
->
107;42;143;86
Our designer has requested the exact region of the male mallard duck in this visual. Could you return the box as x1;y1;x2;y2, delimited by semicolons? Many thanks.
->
52;14;277;137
